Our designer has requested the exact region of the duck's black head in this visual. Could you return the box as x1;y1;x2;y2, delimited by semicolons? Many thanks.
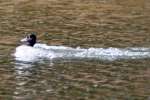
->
21;33;36;46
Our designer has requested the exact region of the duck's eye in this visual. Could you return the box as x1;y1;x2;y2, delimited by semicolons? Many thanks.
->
26;35;29;38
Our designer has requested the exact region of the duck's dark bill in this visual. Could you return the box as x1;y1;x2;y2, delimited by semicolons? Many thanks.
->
20;37;28;42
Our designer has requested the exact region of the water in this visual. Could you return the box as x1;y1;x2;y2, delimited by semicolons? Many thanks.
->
0;0;150;99
14;44;150;62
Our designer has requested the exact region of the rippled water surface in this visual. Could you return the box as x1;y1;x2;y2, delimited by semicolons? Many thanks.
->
0;0;150;99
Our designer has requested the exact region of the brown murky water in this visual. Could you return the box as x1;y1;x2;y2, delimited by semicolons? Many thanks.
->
0;0;150;99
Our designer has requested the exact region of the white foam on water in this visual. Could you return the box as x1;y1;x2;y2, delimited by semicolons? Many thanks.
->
13;43;150;62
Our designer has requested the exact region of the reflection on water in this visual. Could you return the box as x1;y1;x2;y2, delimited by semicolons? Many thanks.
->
11;59;150;100
14;62;34;99
0;0;150;99
13;61;62;99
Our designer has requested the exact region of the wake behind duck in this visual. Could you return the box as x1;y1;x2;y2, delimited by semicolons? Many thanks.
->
14;34;150;62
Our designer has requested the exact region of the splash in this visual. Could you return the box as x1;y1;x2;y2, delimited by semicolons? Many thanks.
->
14;43;150;62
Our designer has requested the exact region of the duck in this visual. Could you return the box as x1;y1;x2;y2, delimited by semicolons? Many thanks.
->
15;33;50;62
16;33;150;62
